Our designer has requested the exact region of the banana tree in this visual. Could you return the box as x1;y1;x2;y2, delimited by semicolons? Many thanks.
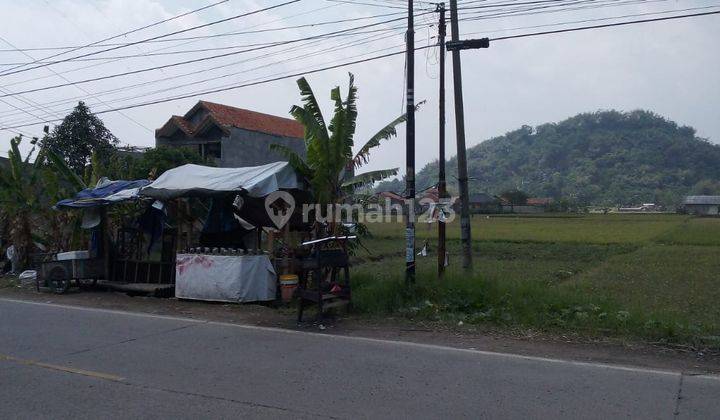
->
0;136;49;268
44;144;88;251
272;73;414;210
0;136;87;268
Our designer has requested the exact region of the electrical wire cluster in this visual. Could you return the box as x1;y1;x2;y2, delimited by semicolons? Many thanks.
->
0;0;716;143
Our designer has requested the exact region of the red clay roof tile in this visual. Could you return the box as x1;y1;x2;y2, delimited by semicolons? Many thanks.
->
527;198;554;206
171;115;194;135
197;101;304;139
156;100;305;140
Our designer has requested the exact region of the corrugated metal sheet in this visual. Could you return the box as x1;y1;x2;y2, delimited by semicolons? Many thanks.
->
683;196;720;205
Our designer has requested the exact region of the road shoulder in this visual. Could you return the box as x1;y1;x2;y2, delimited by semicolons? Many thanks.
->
1;285;717;375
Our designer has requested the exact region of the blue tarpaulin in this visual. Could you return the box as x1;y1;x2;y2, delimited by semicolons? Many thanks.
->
56;179;150;209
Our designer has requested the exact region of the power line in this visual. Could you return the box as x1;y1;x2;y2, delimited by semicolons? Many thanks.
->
0;15;420;99
0;22;406;122
0;27;407;125
0;0;302;77
0;35;153;132
0;24;417;127
0;0;230;74
461;4;720;37
490;9;720;41
0;38;66;122
2;6;717;131
0;1;626;101
0;2;345;92
0;0;623;58
0;0;654;75
324;0;406;9
0;0;564;121
1;47;420;130
458;0;670;22
0;12;411;66
0;8;404;59
1;29;416;128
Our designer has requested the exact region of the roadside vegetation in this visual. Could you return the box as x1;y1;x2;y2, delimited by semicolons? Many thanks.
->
352;214;720;348
0;275;15;289
0;102;208;271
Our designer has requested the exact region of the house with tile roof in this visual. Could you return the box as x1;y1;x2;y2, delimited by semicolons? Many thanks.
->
155;100;306;168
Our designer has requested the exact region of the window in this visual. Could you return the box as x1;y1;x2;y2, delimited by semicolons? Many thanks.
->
199;142;222;160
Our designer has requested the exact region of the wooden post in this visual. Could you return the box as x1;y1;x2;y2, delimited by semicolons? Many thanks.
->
449;0;473;270
437;3;447;277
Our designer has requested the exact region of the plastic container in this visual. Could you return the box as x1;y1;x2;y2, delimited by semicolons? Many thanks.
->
279;274;299;303
18;270;37;287
56;250;90;261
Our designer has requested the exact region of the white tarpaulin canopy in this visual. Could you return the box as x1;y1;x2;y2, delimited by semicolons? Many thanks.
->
140;161;300;200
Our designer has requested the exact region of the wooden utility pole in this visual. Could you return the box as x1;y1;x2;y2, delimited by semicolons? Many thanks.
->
437;3;447;277
449;0;473;270
405;0;416;284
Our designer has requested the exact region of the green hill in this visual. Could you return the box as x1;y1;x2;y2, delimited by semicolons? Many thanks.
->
379;110;720;206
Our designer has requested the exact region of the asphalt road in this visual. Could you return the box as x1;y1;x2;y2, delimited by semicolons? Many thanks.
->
1;298;718;419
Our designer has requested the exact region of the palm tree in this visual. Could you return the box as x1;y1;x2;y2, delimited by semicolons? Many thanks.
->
272;74;413;209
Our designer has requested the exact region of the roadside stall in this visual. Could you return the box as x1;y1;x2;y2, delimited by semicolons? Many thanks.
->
140;161;309;303
39;179;152;294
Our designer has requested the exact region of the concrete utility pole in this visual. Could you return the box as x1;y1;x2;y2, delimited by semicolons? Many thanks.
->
436;2;447;277
405;0;416;284
448;0;473;270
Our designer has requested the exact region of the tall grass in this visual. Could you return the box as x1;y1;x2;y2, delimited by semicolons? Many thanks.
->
654;217;720;246
351;214;720;347
352;260;716;346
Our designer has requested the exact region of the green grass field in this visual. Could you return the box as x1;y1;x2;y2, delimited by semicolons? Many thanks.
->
351;215;720;347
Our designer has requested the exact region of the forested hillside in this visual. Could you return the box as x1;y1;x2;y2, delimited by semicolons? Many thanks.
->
378;110;720;206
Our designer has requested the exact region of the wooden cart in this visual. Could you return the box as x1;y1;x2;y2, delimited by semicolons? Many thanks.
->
37;255;105;294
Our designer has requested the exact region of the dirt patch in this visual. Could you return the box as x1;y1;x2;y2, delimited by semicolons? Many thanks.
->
1;285;718;374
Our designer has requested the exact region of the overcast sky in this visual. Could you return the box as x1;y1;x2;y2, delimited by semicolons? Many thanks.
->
0;0;718;179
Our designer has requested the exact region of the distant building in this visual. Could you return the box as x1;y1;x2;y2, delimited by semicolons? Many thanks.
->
683;196;720;216
526;197;554;207
618;203;659;213
376;191;405;206
375;191;405;215
115;146;149;160
417;188;440;204
155;100;306;168
450;193;501;214
500;197;555;214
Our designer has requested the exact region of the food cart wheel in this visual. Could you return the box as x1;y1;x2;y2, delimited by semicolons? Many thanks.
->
48;266;70;294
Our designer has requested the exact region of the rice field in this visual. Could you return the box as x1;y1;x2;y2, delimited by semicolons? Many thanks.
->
351;214;720;346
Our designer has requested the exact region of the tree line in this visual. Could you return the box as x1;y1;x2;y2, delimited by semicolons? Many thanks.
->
379;110;720;207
